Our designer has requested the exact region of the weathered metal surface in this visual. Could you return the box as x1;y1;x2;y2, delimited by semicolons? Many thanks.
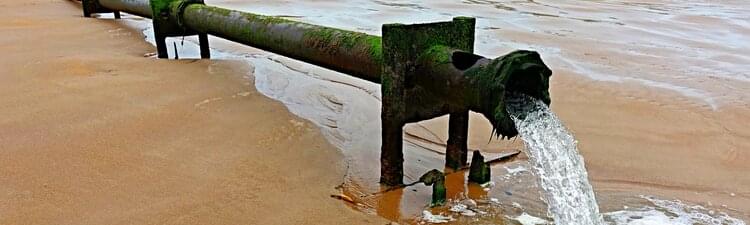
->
98;0;152;18
446;111;469;169
414;47;552;139
181;4;383;83
379;18;476;185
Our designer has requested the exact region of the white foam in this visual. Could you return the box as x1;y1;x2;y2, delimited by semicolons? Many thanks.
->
449;203;468;213
449;203;477;217
505;165;528;174
604;196;746;225
421;210;453;224
511;213;550;225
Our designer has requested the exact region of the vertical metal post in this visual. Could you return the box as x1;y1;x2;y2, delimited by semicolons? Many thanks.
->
446;111;469;169
445;18;475;170
151;0;174;58
154;33;168;59
198;33;210;59
150;0;210;59
82;0;98;17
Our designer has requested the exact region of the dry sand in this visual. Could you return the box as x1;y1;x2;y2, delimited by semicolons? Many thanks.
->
0;1;384;224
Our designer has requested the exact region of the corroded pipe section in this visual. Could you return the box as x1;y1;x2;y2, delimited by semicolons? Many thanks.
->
182;5;383;83
99;0;152;18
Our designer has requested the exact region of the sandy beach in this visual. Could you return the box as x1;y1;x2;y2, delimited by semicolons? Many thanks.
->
0;1;384;224
1;0;748;224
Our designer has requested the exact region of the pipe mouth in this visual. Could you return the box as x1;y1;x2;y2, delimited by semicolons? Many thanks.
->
481;50;552;139
505;61;552;105
451;51;484;70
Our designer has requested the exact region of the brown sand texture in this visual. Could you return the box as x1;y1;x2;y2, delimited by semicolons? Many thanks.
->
0;1;385;224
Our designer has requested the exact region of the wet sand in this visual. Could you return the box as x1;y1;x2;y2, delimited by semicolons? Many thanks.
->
0;1;385;224
391;73;750;222
1;0;749;224
553;69;750;220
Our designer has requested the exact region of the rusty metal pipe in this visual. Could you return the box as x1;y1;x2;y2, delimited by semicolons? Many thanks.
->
85;0;516;87
181;5;383;82
98;0;152;18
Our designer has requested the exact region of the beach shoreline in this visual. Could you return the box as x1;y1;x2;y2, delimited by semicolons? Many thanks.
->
1;0;748;224
0;1;385;224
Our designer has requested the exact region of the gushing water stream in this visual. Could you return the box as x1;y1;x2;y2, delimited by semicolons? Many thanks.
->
508;94;604;225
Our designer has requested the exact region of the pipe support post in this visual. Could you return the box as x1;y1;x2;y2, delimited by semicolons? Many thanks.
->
150;0;209;58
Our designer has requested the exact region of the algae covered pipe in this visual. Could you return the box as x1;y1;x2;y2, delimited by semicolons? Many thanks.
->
98;0;152;18
90;0;545;89
180;4;384;82
90;0;480;84
95;0;382;82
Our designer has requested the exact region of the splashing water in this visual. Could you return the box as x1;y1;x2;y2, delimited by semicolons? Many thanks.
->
507;94;604;225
